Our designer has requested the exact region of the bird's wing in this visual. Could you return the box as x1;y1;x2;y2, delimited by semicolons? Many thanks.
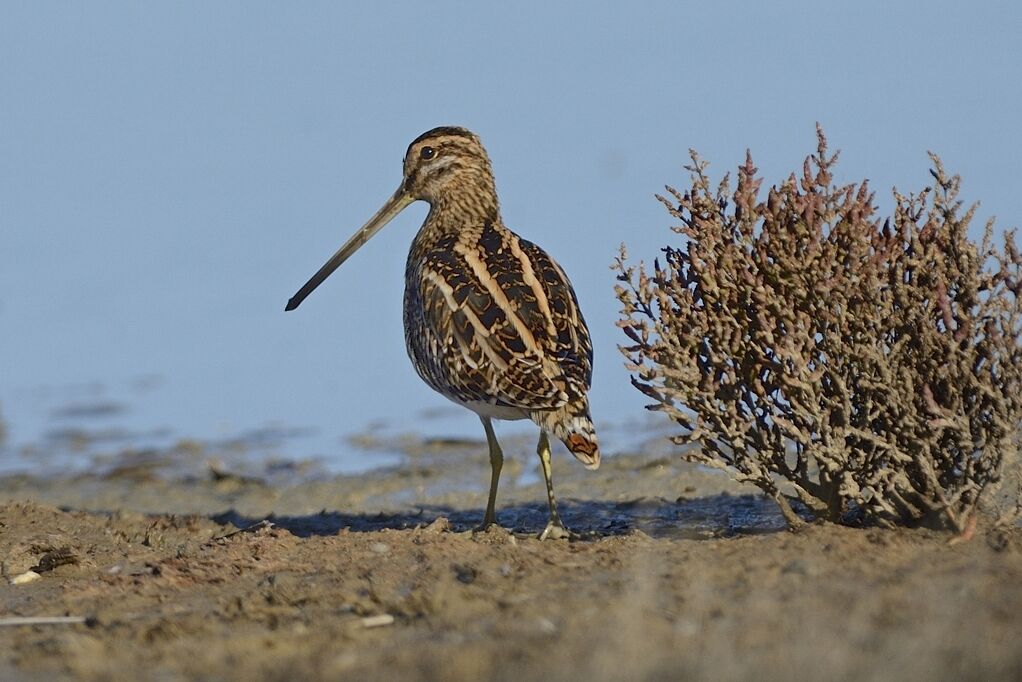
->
515;236;593;396
413;221;592;412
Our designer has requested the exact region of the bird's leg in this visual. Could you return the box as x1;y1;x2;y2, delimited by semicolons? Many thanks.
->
477;416;503;530
537;431;572;540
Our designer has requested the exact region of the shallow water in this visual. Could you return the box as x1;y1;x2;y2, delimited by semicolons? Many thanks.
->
0;376;667;480
0;373;789;538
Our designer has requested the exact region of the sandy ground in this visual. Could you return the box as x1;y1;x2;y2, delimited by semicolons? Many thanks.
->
1;438;1021;681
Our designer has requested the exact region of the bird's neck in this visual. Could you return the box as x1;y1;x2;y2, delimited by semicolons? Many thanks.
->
425;185;501;234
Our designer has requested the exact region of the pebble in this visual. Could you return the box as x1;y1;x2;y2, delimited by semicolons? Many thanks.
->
422;517;451;534
361;614;395;629
537;617;557;634
10;570;41;586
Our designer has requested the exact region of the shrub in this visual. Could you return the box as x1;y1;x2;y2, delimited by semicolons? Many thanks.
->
614;127;1021;531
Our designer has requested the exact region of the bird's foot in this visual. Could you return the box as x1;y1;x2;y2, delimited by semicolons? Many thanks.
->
538;519;574;541
473;514;500;534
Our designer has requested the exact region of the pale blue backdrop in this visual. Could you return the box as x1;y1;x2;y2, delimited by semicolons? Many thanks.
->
2;2;1019;472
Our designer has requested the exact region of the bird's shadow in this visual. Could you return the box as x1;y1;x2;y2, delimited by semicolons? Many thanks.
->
210;493;787;540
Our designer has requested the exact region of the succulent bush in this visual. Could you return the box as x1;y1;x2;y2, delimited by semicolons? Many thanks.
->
614;127;1021;531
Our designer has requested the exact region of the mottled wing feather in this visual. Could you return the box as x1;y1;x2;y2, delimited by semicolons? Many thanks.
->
516;237;593;393
405;221;591;412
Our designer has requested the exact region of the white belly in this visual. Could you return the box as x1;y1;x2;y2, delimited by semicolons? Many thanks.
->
451;396;530;421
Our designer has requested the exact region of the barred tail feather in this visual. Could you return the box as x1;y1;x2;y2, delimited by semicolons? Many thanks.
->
565;430;600;469
532;400;600;470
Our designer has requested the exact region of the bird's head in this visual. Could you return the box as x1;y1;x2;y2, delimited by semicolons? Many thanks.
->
285;126;497;311
401;126;496;205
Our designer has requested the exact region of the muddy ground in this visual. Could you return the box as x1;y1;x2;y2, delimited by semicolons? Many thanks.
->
1;438;1020;681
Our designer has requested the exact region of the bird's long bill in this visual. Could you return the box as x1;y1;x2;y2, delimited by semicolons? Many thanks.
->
285;188;413;311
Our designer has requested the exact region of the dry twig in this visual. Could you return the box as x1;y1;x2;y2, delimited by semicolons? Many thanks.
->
615;126;1022;530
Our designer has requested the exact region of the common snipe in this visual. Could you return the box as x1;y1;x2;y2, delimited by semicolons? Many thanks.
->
286;127;599;539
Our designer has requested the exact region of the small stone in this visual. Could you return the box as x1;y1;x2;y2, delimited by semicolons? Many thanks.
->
422;517;450;533
537;617;557;634
369;542;390;554
361;614;395;629
10;570;41;585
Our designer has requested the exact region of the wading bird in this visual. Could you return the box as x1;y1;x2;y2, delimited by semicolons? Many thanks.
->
285;127;598;539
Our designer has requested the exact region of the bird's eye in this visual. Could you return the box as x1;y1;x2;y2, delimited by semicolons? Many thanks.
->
420;146;436;160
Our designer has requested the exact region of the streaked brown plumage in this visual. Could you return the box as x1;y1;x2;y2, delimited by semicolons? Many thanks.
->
286;126;598;539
